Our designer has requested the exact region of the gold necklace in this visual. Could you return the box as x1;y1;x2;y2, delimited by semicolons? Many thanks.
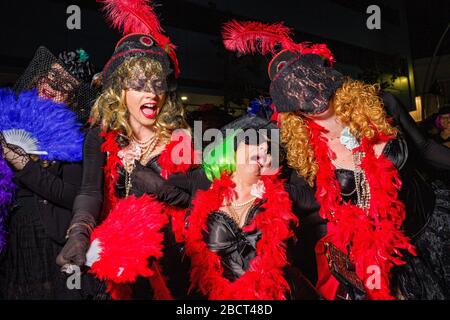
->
140;136;159;165
124;138;158;197
227;199;255;227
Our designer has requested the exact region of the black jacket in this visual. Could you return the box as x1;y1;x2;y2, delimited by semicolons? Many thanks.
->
12;159;82;245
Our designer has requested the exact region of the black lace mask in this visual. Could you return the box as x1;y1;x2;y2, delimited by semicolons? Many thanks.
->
270;54;345;114
123;69;168;95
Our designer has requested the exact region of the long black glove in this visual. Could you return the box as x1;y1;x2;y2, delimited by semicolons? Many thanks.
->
56;212;96;267
383;93;450;170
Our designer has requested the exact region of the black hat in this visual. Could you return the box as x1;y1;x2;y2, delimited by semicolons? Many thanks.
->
58;48;95;83
13;46;98;124
221;113;277;134
102;33;175;89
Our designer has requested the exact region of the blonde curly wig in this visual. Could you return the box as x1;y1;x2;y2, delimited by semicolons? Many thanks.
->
90;57;188;143
280;79;397;186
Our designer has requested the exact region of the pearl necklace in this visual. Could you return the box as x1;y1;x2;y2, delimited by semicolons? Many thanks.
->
230;197;257;208
132;134;155;148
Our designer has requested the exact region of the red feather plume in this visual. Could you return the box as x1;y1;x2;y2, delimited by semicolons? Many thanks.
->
223;19;336;65
98;0;163;36
222;20;296;55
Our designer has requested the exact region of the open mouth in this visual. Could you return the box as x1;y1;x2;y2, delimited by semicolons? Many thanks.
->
38;82;57;100
140;103;158;119
41;88;56;99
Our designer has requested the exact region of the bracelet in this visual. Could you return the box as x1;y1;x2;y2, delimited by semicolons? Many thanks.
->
65;222;94;239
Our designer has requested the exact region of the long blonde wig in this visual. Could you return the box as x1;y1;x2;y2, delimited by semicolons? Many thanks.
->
90;57;188;143
280;79;397;186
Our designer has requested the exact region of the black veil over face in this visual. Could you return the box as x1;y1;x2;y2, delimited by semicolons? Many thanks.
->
270;53;344;115
13;46;98;124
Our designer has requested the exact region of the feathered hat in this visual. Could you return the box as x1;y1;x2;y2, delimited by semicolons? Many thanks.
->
98;0;180;87
222;20;345;115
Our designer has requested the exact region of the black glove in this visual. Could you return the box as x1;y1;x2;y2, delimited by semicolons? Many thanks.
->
129;162;165;197
131;163;191;207
56;212;96;267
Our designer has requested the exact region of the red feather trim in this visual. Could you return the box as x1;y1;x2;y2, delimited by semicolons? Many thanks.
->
105;281;133;300
184;173;298;300
100;131;122;213
104;263;174;300
222;20;335;65
98;0;180;77
148;262;174;300
164;206;187;243
99;130;194;238
89;195;167;283
157;130;196;180
306;120;416;300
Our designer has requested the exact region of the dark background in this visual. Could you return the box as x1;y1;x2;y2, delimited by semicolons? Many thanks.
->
0;0;449;117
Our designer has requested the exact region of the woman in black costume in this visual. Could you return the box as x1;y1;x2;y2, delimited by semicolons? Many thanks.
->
0;47;97;299
273;50;450;301
56;0;193;300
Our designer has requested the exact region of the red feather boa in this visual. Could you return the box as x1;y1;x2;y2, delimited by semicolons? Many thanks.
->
306;120;416;300
90;130;193;299
184;173;298;300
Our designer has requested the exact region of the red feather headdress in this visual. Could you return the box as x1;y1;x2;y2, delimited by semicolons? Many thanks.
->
222;19;335;65
98;0;180;77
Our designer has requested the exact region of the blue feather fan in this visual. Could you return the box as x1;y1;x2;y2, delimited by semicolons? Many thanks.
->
0;88;84;162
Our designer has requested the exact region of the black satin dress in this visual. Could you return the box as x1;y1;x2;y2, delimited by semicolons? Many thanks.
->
166;169;320;300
